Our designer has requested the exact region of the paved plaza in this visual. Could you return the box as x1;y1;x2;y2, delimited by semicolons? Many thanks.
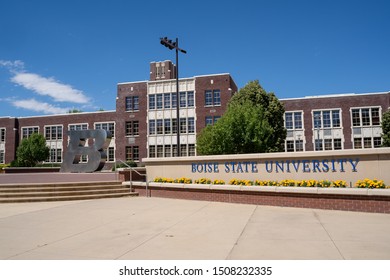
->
0;196;389;260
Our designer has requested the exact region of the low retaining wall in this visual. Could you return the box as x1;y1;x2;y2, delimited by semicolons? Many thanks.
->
3;167;61;173
128;182;390;214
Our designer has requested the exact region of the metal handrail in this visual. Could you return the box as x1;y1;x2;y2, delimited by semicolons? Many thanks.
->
114;159;149;197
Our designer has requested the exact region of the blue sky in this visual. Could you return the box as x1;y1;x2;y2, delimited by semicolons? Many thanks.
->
1;0;389;117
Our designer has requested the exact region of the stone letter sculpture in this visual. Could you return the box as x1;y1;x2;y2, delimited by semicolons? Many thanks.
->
60;129;112;173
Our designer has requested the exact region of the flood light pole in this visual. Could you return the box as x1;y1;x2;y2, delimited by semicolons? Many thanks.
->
160;37;187;157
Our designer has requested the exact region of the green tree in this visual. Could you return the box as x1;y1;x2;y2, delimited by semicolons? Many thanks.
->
197;81;286;155
382;109;390;147
15;133;50;167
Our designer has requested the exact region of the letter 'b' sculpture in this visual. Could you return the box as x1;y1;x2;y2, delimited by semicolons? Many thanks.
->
60;129;112;173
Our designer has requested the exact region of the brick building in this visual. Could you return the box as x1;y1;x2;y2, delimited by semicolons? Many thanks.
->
0;61;237;168
0;60;389;168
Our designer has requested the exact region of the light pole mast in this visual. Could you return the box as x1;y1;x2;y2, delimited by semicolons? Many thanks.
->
160;37;187;157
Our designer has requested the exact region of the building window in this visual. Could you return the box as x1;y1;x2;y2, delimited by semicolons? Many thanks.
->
157;145;164;158
295;140;304;151
149;146;156;158
354;138;362;149
285;112;303;130
312;109;343;151
47;148;62;163
351;107;381;127
315;138;343;151
107;147;115;162
126;146;139;161
164;93;171;109
69;124;88;131
172;93;177;108
126;121;139;136
180;144;187;157
172;119;177;134
180;92;186;108
315;139;323;151
45;125;63;140
332;110;341;127
286;140;294;152
205;89;221;106
148;144;195;158
205;116;221;126
156;119;163;134
334;139;342;150
188;117;195;133
285;113;293;129
187;91;194;107
351;107;382;149
180;118;187;133
322;111;331;128
0;150;4;164
125;96;139;111
286;140;304;152
149;120;156;135
205;116;213;126
324;139;333;150
374;137;382;148
188;144;196;156
213;90;221;106
149;91;194;110
313;110;341;128
95;122;115;137
22;127;39;139
164;119;171;134
205;90;213;106
364;137;372;148
0;128;5;142
164;145;171;157
156;94;163;109
294;112;302;129
372;108;380;125
284;111;304;152
149;95;156;110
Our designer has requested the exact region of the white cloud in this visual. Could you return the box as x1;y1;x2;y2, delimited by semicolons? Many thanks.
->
11;72;89;103
12;99;70;115
0;60;24;71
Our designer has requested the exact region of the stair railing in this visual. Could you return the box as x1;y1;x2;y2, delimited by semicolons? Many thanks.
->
114;160;149;197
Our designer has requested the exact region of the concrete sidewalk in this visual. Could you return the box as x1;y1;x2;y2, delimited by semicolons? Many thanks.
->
0;197;389;260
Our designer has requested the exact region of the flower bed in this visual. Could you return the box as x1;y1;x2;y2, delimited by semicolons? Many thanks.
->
355;178;386;189
153;177;389;189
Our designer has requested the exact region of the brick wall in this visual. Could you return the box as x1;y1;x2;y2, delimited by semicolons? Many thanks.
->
282;92;390;151
132;185;390;213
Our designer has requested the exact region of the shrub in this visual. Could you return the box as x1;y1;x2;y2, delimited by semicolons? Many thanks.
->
112;161;137;171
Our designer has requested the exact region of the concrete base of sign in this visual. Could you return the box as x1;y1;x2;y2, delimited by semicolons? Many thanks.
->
142;148;390;186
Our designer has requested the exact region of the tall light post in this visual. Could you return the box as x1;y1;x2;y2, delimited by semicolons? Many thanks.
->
160;37;187;157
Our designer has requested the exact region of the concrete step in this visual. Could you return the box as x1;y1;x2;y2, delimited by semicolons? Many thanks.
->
0;185;128;193
0;181;120;189
0;192;138;203
0;181;138;203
